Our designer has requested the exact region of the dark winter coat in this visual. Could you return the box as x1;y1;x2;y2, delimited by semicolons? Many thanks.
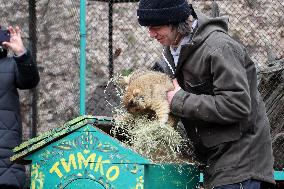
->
154;10;275;189
0;50;39;188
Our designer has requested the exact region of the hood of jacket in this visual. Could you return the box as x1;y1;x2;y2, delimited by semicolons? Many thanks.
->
161;9;230;76
191;10;229;48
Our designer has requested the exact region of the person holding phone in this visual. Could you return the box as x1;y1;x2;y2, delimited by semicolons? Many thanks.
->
0;25;39;189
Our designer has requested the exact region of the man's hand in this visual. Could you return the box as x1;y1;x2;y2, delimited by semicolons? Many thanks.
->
2;26;25;56
167;79;181;104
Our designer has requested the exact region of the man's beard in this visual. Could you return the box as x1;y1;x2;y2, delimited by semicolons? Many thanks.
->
0;47;8;59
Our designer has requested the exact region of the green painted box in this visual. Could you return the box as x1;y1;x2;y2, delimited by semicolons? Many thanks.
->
11;116;199;189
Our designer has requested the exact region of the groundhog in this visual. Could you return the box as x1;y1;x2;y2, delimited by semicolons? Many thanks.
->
122;69;178;127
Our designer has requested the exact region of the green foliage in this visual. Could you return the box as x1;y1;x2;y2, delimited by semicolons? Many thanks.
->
120;68;134;76
127;33;136;46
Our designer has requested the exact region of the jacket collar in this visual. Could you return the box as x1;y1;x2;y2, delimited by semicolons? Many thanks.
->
162;48;176;75
162;10;229;76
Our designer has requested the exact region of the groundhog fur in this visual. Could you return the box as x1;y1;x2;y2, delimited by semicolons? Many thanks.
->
122;69;178;127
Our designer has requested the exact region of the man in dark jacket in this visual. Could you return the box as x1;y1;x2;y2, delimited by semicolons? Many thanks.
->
137;1;275;189
0;26;39;189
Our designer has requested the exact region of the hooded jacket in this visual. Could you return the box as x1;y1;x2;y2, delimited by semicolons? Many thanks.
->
154;10;275;188
0;50;39;188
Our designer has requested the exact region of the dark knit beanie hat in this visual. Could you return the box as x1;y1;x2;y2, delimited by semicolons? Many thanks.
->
137;0;194;26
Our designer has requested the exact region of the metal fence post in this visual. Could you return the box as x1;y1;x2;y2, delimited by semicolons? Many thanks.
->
108;0;114;78
80;0;87;115
28;0;38;138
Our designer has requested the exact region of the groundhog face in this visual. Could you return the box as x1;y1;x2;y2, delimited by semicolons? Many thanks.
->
123;87;147;114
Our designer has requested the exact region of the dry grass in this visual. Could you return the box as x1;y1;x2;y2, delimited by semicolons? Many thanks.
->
105;76;196;163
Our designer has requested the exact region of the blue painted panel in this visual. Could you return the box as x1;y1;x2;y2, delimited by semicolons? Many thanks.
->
64;179;106;189
24;122;200;189
274;171;284;181
199;171;284;183
26;124;149;164
144;163;199;189
27;124;148;189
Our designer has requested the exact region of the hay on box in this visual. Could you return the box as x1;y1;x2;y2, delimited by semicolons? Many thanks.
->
105;74;196;164
112;108;195;163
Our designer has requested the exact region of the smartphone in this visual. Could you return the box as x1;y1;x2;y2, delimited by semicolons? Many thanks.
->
0;29;10;45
